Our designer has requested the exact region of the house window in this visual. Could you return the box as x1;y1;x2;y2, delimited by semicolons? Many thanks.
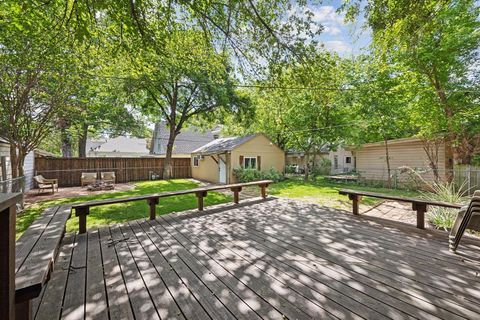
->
244;157;257;169
345;156;352;164
334;155;339;169
193;156;200;167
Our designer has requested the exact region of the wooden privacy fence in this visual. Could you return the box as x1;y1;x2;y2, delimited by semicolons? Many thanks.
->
35;157;191;187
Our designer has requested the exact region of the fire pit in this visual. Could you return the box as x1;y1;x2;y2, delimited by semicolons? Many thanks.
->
86;181;115;191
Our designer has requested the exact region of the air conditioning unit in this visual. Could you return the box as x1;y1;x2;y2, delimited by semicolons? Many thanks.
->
198;155;204;160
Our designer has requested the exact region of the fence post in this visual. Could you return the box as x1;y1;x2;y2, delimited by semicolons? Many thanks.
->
467;165;472;194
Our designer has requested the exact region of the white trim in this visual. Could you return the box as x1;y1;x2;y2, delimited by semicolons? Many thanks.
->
192;156;200;167
243;156;257;169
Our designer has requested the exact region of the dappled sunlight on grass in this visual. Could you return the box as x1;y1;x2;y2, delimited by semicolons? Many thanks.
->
17;179;231;237
269;176;422;208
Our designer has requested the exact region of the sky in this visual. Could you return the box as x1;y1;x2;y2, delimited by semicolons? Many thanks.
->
296;0;372;56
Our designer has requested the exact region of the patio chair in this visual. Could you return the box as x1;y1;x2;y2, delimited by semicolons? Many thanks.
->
101;172;116;185
81;172;97;187
449;190;480;252
34;175;58;194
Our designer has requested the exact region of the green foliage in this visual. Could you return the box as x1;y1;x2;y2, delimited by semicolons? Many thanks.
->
422;181;468;230
311;158;332;177
233;167;285;183
343;0;480;164
472;155;480;166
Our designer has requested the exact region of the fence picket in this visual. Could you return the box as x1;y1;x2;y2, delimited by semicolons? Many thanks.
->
34;157;192;187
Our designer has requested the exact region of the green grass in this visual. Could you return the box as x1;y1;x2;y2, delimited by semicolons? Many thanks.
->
269;176;422;208
17;179;231;238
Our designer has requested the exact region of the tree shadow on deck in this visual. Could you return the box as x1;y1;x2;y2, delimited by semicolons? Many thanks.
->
39;197;480;320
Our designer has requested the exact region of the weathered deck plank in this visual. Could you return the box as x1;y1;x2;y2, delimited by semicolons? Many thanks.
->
61;232;87;320
85;229;108;320
163;204;478;320
109;225;160;320
34;233;75;320
118;223;185;320
33;198;480;320
98;227;134;320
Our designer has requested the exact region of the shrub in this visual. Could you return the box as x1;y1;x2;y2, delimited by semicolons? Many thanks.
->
233;167;285;183
422;181;468;230
285;165;298;174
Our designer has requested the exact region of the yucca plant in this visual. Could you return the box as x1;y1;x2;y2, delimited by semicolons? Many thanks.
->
422;181;468;231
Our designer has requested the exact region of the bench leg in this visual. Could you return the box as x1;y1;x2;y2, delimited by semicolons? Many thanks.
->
79;214;87;234
259;184;269;199
196;191;207;211
348;194;362;215
76;207;89;234
15;300;31;320
148;198;159;220
412;203;427;229
230;187;242;204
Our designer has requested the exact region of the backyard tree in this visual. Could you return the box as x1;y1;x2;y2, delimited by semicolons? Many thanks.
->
240;50;348;180
125;30;247;179
0;2;76;177
343;0;480;167
347;58;415;187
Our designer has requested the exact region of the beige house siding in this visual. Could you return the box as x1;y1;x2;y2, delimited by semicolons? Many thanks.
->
192;134;285;184
230;135;285;183
355;139;447;183
191;155;220;183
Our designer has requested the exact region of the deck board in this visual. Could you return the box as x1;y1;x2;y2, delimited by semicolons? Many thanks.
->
34;198;480;320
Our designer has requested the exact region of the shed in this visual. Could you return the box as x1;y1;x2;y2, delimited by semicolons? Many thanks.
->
353;137;452;184
191;133;285;184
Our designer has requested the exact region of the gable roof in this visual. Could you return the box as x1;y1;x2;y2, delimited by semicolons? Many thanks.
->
192;134;259;155
87;136;149;154
358;137;423;149
151;122;219;155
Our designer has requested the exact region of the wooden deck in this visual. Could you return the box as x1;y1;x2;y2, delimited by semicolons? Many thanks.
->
32;198;480;320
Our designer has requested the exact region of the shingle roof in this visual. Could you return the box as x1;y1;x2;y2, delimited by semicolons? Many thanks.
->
151;122;219;155
192;134;258;155
86;136;149;154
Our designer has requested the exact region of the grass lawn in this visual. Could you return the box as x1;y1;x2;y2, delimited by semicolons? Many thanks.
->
17;179;231;238
269;176;422;209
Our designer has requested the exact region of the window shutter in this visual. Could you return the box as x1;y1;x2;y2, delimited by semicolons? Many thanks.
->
257;156;261;170
239;155;244;168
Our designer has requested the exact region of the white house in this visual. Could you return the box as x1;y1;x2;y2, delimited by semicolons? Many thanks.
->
329;147;355;174
86;136;150;157
0;138;35;192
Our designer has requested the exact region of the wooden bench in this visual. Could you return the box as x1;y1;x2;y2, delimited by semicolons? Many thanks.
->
339;189;462;229
325;175;358;183
1;194;71;320
72;180;273;234
14;205;71;319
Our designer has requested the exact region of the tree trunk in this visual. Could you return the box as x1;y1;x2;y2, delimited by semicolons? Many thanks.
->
78;123;88;158
384;137;392;188
422;138;441;183
162;82;179;180
61;135;73;157
163;124;177;180
9;144;18;178
304;151;310;181
59;118;73;157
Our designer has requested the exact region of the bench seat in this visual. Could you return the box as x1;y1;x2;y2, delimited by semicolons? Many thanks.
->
15;205;71;317
339;189;463;229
